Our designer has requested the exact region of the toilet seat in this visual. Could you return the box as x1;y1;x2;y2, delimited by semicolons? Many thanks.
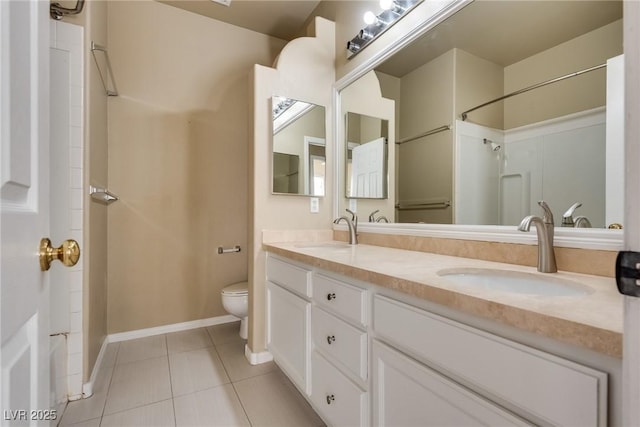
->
222;281;248;296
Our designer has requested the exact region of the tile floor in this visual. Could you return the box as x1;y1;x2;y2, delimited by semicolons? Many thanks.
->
59;322;324;427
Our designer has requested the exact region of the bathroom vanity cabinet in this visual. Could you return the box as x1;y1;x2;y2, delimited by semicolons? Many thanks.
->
265;253;609;427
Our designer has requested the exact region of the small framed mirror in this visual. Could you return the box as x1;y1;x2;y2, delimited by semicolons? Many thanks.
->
345;112;389;199
272;96;326;196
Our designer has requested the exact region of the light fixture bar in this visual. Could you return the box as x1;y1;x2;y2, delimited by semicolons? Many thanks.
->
347;0;423;58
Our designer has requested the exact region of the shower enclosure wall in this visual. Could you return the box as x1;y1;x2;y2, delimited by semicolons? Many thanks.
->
50;20;85;410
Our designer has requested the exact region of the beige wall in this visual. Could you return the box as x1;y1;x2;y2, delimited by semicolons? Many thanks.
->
397;50;454;223
250;18;335;354
504;19;622;129
454;49;504;129
107;0;287;334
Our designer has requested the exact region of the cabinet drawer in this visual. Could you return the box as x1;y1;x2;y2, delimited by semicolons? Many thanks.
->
311;351;368;427
267;256;311;297
313;273;367;326
373;295;607;427
312;306;367;381
372;340;531;427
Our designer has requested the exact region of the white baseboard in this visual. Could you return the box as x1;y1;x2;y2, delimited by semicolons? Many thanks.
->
81;314;239;398
107;314;239;343
82;334;109;398
245;344;273;365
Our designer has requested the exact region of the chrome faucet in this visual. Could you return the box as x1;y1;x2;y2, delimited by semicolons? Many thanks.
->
334;209;358;245
517;201;557;273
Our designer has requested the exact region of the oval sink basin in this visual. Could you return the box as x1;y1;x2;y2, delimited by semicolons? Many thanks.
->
437;268;592;297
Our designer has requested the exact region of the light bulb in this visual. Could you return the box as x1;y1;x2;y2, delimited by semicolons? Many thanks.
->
363;11;377;25
379;0;394;10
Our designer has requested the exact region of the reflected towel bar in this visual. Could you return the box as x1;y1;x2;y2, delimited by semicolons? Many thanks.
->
395;200;451;210
396;125;451;145
461;63;606;121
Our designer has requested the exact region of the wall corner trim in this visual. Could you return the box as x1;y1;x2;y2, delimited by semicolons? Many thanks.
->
245;344;273;365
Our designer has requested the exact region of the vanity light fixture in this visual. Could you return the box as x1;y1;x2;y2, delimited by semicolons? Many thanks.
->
347;0;423;59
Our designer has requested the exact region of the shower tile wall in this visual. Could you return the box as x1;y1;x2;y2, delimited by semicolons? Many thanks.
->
51;20;85;401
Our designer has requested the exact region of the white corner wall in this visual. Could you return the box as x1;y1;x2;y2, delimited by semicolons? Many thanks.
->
248;17;336;356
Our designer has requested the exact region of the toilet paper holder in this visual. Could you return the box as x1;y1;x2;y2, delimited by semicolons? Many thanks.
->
218;245;241;254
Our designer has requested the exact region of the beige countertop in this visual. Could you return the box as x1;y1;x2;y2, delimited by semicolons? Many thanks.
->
264;241;623;358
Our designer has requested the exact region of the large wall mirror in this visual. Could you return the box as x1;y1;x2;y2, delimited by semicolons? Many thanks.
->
338;0;623;230
272;96;326;196
346;112;389;199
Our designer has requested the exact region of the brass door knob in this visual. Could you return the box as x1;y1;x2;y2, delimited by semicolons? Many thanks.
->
39;238;80;271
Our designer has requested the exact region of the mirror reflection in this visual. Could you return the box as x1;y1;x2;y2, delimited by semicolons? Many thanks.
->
346;112;389;199
272;96;326;196
340;0;623;228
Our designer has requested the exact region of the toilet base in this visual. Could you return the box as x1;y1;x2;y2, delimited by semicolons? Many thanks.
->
239;317;248;339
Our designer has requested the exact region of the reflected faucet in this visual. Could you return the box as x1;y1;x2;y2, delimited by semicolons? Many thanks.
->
561;202;582;227
334;209;358;245
574;216;592;228
562;202;592;228
369;210;390;223
517;201;557;273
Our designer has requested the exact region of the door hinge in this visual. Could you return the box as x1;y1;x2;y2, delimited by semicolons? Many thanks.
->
616;251;640;297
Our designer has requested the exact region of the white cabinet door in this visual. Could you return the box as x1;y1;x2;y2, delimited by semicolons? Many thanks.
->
372;341;532;427
267;281;311;395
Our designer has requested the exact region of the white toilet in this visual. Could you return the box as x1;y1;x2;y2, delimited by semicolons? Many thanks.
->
221;281;248;339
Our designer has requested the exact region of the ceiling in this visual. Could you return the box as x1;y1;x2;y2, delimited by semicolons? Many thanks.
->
377;0;623;77
159;0;322;41
159;0;623;72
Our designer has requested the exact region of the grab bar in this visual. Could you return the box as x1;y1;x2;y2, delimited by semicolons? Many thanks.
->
91;42;119;97
395;200;451;211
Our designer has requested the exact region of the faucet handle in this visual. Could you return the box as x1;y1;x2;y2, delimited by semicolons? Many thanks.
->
346;209;356;222
538;201;554;225
368;210;379;222
561;202;582;226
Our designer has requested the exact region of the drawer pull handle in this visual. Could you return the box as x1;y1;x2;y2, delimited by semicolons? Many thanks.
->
327;293;336;301
327;335;336;344
326;394;335;405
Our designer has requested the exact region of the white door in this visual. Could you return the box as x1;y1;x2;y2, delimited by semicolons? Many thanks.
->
1;0;53;423
624;2;640;425
350;137;385;198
